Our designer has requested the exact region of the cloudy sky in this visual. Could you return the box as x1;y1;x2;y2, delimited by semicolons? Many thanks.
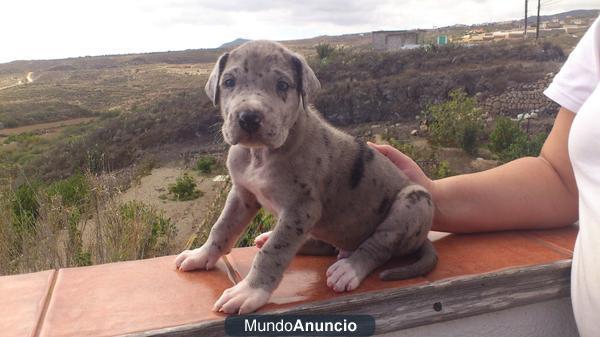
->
0;0;597;63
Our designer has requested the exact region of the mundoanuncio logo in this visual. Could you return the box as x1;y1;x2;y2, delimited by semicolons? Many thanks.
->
225;314;375;336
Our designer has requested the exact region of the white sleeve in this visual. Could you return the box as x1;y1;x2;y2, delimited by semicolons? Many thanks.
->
544;17;600;113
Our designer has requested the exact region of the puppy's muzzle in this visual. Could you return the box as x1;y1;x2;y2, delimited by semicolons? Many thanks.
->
238;110;263;134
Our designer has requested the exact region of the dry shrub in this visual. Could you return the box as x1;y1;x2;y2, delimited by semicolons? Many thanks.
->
0;172;178;275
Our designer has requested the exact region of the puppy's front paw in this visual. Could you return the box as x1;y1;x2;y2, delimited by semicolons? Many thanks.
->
213;280;271;314
175;244;220;271
254;231;272;249
326;259;363;293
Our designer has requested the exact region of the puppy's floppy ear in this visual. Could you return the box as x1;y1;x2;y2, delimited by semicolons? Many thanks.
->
205;52;229;106
291;53;321;109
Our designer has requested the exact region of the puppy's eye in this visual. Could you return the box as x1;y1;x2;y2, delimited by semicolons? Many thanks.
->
224;78;236;88
276;80;289;91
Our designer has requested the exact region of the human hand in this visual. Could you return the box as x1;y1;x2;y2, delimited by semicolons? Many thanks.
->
367;142;435;193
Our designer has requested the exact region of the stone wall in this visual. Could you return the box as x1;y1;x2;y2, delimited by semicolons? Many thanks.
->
479;73;560;117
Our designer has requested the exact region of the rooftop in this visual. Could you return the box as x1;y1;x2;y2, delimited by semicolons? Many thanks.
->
1;225;577;337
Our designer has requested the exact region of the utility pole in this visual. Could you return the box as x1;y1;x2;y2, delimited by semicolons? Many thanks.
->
524;0;529;39
536;0;541;40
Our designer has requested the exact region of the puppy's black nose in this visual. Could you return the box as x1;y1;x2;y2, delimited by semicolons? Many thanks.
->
238;111;262;133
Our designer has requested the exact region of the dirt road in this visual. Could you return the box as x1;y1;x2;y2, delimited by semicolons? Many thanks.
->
0;71;34;91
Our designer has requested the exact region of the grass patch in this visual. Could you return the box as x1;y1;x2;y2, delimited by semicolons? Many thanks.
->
3;132;40;145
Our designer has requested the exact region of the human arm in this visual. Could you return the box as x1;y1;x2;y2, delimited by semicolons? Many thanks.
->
369;107;579;233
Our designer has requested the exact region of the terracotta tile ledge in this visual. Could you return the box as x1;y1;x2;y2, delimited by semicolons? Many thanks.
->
0;226;577;337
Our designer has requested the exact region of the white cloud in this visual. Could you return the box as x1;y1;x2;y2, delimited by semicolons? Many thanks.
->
0;0;597;63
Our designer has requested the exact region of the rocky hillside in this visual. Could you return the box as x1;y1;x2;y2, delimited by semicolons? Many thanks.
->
480;73;559;117
312;41;565;125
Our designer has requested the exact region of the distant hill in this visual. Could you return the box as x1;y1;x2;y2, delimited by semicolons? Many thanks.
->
218;38;251;49
1;8;596;70
526;9;599;23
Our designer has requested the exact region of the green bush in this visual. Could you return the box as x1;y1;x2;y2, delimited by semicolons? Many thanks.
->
488;117;548;162
168;173;202;201
315;43;336;61
489;117;523;154
10;182;40;234
195;155;217;174
421;88;484;155
461;124;479;155
499;132;548;162
47;173;89;210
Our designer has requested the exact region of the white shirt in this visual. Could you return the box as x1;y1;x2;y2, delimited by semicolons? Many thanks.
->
545;17;600;337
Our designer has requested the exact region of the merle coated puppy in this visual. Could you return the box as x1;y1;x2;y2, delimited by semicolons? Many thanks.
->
175;40;436;314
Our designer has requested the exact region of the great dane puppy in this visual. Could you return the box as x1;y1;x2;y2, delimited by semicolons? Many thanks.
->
175;40;437;314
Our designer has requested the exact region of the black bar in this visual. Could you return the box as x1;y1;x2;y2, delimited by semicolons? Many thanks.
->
225;314;376;336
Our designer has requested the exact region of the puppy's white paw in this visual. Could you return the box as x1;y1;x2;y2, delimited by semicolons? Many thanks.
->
213;279;271;314
174;244;220;271
326;259;363;293
254;231;272;249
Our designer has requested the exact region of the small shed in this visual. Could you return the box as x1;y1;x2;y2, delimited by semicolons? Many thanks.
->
372;30;425;51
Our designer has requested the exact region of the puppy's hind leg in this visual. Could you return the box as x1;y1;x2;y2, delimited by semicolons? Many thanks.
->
326;185;435;292
379;239;437;281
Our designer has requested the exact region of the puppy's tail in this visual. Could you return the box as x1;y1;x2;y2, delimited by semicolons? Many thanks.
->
379;240;438;281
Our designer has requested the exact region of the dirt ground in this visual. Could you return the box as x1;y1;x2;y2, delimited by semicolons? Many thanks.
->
0;117;97;137
118;166;226;250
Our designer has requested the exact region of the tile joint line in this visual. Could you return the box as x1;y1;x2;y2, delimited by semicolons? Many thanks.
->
522;233;574;257
222;255;241;284
32;268;59;337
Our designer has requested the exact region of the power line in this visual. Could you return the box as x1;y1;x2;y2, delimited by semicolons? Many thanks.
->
541;0;562;9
